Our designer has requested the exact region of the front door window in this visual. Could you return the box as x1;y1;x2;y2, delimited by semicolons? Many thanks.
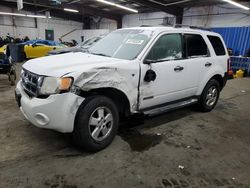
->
146;33;183;62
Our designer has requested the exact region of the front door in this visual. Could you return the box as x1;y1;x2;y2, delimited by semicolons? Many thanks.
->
139;33;193;110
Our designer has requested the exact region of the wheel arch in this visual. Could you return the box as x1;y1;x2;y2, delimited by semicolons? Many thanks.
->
210;74;224;90
79;87;131;117
197;68;225;95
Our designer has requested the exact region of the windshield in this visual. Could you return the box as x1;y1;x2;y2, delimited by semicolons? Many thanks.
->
88;29;153;60
80;37;101;49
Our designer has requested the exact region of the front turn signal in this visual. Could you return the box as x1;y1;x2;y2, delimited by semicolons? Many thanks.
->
59;77;73;91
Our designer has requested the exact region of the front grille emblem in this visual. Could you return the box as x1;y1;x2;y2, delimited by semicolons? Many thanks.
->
21;69;41;97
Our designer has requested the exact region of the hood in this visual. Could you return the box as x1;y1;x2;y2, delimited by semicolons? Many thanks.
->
23;52;123;77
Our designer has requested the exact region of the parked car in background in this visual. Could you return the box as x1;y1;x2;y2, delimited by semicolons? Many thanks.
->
80;36;104;50
0;45;6;53
23;40;65;58
48;36;103;55
15;27;229;152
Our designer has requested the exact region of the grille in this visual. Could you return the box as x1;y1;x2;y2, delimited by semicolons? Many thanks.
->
21;69;42;97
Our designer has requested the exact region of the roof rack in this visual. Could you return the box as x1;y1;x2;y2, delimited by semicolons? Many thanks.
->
139;24;212;31
173;24;211;31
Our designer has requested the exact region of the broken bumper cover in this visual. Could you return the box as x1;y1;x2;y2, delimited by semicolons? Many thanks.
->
15;81;84;133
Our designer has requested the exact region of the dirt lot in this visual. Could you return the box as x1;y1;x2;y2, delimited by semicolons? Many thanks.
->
0;63;250;188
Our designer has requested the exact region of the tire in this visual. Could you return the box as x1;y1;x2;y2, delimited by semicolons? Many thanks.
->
197;79;220;112
10;74;15;86
73;95;119;152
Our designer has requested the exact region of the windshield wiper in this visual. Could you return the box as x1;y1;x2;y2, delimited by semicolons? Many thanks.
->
90;52;111;57
82;48;90;53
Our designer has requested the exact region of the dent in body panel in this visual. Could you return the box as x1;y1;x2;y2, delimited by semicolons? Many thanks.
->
70;95;85;115
74;66;139;113
140;81;154;100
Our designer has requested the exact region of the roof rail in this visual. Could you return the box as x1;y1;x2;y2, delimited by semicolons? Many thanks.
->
173;24;211;31
139;24;212;31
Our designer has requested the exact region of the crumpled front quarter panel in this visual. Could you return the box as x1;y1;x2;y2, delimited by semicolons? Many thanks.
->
74;60;140;113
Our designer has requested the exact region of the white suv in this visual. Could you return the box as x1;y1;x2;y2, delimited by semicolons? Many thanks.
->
15;26;229;151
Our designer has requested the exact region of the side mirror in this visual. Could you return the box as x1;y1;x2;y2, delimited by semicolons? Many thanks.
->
32;43;36;48
144;69;156;82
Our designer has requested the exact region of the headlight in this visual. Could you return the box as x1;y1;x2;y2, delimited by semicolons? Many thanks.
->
39;77;73;95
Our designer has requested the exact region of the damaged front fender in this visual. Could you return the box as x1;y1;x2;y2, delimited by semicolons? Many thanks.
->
73;64;140;113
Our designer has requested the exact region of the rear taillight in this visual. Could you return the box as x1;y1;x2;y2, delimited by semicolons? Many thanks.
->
227;58;231;72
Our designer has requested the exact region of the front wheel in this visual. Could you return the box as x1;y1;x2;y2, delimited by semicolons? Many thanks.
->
73;96;119;152
197;79;220;112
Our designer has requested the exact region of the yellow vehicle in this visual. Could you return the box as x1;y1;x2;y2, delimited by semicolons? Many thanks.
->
0;45;6;53
23;40;65;59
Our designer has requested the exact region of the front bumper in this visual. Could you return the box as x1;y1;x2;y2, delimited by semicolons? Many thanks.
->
15;81;84;133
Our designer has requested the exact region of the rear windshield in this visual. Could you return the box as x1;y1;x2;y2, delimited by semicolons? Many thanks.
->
207;35;226;56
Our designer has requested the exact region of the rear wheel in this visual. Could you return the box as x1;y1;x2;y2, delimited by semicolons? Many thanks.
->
73;96;119;152
197;79;220;112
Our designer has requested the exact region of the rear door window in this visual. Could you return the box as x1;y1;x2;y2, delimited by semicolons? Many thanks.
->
184;34;209;58
207;35;226;56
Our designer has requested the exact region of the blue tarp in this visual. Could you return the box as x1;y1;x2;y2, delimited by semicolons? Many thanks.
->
22;40;59;46
212;27;250;56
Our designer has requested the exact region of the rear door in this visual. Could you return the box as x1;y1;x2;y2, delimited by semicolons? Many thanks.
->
183;33;211;93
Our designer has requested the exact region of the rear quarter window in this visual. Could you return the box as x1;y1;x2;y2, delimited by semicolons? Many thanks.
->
207;35;226;56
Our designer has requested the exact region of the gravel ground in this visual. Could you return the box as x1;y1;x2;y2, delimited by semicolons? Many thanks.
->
0;63;250;188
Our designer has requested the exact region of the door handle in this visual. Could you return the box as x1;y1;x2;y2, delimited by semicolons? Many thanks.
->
174;66;184;71
205;62;212;67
